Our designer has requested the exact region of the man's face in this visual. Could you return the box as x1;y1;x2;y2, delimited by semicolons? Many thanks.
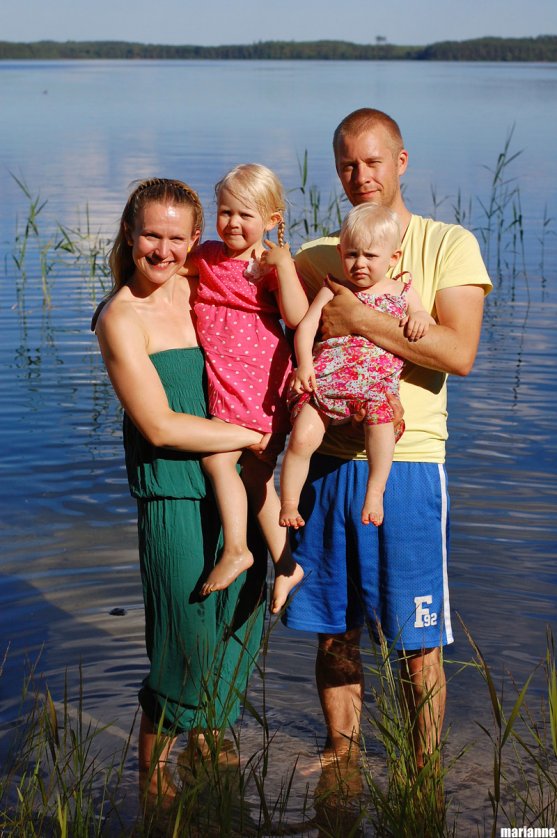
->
335;126;408;208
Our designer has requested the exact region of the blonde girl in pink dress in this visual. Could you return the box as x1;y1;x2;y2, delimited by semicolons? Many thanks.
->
280;203;435;529
189;164;307;612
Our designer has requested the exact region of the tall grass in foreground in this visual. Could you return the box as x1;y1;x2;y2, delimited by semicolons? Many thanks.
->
2;624;557;836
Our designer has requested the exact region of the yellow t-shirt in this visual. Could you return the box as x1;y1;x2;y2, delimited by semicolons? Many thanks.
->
294;214;492;463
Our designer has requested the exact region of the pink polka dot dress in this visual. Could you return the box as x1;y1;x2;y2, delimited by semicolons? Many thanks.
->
193;241;293;434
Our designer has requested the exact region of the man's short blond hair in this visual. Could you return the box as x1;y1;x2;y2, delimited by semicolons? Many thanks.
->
333;108;404;160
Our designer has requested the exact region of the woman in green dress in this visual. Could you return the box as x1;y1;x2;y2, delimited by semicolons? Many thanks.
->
95;178;267;798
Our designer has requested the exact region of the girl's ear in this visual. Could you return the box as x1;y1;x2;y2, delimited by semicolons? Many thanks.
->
124;223;133;247
390;248;402;266
265;211;282;232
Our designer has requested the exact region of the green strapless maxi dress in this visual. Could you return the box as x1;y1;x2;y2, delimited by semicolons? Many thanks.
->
123;348;266;733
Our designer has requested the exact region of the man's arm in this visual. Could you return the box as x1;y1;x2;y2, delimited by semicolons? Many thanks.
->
321;279;485;377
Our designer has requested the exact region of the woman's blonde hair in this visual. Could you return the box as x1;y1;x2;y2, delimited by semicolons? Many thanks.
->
109;177;204;291
215;163;286;246
340;203;401;252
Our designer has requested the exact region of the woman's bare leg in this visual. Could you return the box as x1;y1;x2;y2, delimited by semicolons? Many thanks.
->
200;448;254;595
241;452;304;613
361;422;395;526
279;404;329;528
138;711;178;799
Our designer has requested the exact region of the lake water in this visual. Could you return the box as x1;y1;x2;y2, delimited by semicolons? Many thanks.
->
1;60;557;833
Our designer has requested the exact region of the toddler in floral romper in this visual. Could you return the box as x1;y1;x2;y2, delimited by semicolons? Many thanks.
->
280;203;435;528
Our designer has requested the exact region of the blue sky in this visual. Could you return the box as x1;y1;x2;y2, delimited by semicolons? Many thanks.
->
0;0;555;45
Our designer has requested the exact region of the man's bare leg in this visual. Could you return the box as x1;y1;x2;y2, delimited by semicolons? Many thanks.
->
316;629;364;757
399;646;446;770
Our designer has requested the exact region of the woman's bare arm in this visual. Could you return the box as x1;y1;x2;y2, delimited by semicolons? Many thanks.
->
96;304;262;452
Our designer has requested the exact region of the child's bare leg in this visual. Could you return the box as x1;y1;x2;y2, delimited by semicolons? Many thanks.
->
241;452;304;614
200;449;254;595
362;422;395;526
279;404;329;528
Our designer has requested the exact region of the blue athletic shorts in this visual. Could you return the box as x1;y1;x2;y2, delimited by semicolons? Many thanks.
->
283;455;453;650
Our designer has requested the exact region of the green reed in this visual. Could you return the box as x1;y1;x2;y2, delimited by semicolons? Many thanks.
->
7;132;553;312
8;178;112;309
0;658;132;836
56;206;112;293
287;149;345;244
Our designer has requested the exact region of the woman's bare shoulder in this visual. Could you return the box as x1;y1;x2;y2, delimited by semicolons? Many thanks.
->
94;288;147;353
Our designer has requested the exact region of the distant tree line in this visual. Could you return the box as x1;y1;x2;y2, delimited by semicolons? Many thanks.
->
0;36;556;62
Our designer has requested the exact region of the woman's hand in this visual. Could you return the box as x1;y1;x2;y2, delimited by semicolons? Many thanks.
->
246;432;270;457
246;431;286;467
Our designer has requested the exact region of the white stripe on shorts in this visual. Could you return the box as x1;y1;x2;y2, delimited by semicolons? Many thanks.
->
438;463;454;644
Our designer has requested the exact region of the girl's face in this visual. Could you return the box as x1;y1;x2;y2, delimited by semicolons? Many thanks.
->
127;202;199;286
338;233;401;289
216;187;276;259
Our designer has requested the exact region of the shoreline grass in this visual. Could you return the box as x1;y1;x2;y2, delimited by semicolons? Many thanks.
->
1;624;557;836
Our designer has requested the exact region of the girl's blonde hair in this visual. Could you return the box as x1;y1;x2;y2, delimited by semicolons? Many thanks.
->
109;177;204;291
340;203;401;252
215;163;286;246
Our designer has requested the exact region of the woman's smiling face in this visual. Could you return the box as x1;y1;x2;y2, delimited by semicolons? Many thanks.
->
127;201;199;286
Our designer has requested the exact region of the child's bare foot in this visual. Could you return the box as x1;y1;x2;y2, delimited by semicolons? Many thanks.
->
279;501;305;529
200;548;254;596
270;560;305;613
361;489;384;527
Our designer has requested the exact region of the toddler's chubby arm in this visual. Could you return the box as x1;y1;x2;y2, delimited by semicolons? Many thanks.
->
260;240;308;329
291;285;333;394
400;286;436;342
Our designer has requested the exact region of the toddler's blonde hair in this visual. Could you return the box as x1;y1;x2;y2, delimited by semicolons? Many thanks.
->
215;163;286;246
340;203;401;252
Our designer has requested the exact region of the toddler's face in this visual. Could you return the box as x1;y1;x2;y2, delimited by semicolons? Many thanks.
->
339;233;399;289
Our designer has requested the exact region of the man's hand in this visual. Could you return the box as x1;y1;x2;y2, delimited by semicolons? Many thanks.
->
320;276;361;340
386;392;405;441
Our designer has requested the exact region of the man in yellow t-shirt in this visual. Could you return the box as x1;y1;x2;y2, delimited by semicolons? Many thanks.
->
283;108;492;768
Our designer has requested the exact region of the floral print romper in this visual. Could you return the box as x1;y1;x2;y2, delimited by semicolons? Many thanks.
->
290;275;411;427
